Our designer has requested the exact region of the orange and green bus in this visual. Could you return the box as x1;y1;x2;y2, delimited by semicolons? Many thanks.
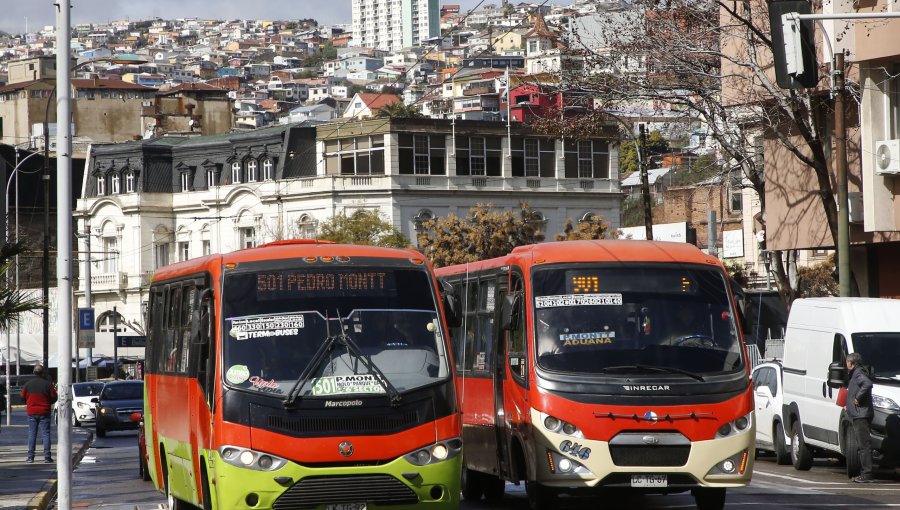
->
142;240;462;510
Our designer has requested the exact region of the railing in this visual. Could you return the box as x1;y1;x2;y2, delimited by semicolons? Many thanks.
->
91;272;127;290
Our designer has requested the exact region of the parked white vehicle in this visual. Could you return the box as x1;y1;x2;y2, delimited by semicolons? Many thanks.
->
752;361;790;464
780;298;900;477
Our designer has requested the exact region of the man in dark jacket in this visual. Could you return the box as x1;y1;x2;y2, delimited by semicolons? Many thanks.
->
845;352;874;483
21;365;56;463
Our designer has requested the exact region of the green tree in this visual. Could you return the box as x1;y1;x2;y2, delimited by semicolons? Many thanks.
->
320;41;338;60
375;102;423;119
417;203;545;268
555;214;615;241
0;243;43;330
315;210;410;248
618;131;671;176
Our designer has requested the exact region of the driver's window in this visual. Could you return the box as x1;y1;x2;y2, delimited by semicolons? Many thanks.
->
508;274;527;386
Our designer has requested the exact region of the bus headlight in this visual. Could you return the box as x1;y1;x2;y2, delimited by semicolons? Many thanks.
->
872;394;900;412
540;412;584;439
218;445;287;472
706;449;749;476
545;449;592;476
405;438;462;466
715;412;753;439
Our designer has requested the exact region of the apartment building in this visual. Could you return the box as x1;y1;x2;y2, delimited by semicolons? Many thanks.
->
351;0;441;51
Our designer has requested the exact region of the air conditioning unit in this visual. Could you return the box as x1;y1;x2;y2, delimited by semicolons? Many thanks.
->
875;139;900;175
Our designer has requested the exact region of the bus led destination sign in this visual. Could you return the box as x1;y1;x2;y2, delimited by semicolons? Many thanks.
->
255;269;395;299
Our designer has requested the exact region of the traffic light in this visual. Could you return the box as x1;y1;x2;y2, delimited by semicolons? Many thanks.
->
768;0;819;89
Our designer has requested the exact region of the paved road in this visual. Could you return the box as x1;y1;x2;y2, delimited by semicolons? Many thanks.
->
60;442;900;509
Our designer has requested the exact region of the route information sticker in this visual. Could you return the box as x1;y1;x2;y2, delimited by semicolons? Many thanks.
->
312;375;386;396
229;314;305;340
535;293;623;308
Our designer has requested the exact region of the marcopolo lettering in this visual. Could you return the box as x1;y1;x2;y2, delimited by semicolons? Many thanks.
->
623;385;671;391
324;400;364;408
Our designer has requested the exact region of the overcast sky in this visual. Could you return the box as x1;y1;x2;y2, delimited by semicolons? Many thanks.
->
0;1;573;35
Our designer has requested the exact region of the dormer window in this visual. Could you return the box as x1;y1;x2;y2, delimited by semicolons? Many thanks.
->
96;175;106;195
263;158;273;180
181;172;191;192
247;160;258;182
125;172;135;193
231;161;241;183
111;173;120;194
206;167;216;188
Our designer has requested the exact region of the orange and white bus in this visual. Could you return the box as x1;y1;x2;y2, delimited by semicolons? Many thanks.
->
143;240;462;510
435;240;753;510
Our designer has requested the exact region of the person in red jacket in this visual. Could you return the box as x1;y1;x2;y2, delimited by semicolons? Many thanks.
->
21;365;56;463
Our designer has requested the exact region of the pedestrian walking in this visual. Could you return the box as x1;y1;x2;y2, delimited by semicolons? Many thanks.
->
20;365;56;463
845;352;875;483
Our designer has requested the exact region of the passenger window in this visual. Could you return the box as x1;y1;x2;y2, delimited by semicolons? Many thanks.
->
752;369;763;390
766;368;778;396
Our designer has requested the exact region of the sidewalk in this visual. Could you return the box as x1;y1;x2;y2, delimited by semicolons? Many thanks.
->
0;407;92;510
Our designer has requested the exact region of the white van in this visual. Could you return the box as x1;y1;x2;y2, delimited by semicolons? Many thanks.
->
780;297;900;477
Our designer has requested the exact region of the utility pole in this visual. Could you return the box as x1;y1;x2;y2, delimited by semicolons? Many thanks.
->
84;222;92;365
113;306;118;380
42;94;52;372
638;124;654;241
834;52;850;297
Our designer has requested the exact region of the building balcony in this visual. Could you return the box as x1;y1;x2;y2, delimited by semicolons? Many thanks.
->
279;175;619;194
91;272;128;291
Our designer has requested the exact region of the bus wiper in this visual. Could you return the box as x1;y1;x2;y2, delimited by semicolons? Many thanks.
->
599;364;705;382
284;312;340;409
335;313;403;407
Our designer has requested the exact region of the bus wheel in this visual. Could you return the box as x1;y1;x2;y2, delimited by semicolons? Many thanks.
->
692;487;726;510
201;465;214;510
162;455;189;510
525;481;554;510
482;474;505;502
138;445;150;481
791;421;813;471
461;467;484;501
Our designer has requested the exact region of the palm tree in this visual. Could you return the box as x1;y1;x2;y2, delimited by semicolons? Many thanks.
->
375;102;424;119
0;242;43;331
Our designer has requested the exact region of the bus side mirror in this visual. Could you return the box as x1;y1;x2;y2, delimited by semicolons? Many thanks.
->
501;294;520;331
442;294;462;327
827;362;848;389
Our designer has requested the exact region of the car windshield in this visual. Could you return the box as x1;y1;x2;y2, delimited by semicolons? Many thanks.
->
533;264;743;376
101;383;143;400
222;266;450;397
73;383;104;397
852;333;900;381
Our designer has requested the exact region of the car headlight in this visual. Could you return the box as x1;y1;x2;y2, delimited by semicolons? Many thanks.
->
715;412;753;439
76;402;88;409
218;446;287;472
540;412;584;439
100;407;109;415
872;394;900;411
404;438;462;466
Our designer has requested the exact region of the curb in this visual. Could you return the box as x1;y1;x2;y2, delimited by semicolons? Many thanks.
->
31;429;95;510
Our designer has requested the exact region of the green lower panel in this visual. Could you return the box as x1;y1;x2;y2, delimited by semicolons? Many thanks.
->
206;450;461;510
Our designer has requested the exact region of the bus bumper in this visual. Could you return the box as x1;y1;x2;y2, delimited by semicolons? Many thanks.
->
207;449;461;510
529;409;754;493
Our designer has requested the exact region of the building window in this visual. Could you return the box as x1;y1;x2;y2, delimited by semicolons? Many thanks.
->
96;175;106;196
263;158;274;180
178;241;190;261
180;172;191;192
247;160;258;182
231;161;241;183
511;138;555;177
155;242;170;269
564;140;609;179
324;136;385;175
891;64;900;139
202;240;211;256
103;237;118;273
240;227;256;249
206;167;216;188
456;136;501;176
111;173;120;194
298;214;317;239
125;172;135;193
398;134;445;175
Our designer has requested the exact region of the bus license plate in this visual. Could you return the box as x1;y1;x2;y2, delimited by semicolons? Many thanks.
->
631;474;667;488
325;505;366;510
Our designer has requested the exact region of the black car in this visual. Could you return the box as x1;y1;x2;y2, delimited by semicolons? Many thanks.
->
93;381;144;437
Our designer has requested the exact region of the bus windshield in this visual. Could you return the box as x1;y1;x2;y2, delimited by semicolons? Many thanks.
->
222;267;450;398
533;264;743;376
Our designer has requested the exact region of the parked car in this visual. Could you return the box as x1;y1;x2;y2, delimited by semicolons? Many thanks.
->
53;381;105;426
130;411;151;481
93;380;144;437
752;361;790;464
781;297;900;477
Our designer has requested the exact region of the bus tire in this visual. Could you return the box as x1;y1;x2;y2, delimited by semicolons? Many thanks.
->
693;487;726;510
843;425;861;478
482;474;505;502
161;451;189;510
139;445;151;481
525;481;554;510
460;467;484;501
791;421;813;471
774;422;791;465
201;463;214;510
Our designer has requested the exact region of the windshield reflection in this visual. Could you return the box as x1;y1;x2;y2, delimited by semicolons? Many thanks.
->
853;333;900;382
533;265;743;376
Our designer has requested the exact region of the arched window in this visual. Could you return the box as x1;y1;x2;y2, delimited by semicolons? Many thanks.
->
111;173;121;194
96;310;127;333
231;161;241;184
247;160;258;182
263;158;274;180
413;209;434;232
125;172;135;193
298;214;317;239
96;174;106;196
580;211;597;223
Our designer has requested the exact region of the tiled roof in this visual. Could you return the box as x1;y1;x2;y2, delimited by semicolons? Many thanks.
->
71;79;158;90
357;93;401;110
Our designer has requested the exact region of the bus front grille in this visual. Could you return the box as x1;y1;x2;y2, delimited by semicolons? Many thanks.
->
267;412;418;436
608;445;691;466
273;474;418;509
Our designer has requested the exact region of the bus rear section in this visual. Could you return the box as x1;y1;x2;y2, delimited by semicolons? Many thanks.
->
144;243;461;510
437;240;754;510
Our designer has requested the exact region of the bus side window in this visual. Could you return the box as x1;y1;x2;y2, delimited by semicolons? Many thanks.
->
508;274;527;385
166;285;182;373
196;287;215;410
179;285;196;375
475;279;496;372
